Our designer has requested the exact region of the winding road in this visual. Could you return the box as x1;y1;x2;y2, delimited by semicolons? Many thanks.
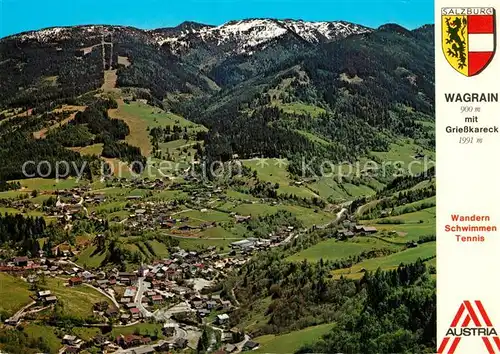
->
134;277;153;318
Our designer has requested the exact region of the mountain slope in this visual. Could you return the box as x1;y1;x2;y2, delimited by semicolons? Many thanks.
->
175;25;434;167
0;21;434;181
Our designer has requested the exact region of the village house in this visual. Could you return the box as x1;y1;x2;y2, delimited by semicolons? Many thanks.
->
206;300;217;310
116;334;149;348
93;301;109;312
124;286;137;298
223;343;237;353
216;313;230;325
163;323;176;337
130;307;142;319
96;279;109;289
62;334;80;346
106;307;119;318
38;290;51;299
45;296;58;304
120;314;131;323
120;297;132;305
243;341;260;351
150;295;164;305
68;277;83;286
118;272;138;284
198;309;211;318
337;229;355;239
234;215;251;223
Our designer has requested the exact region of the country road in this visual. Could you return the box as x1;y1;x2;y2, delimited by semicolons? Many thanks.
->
134;277;153;318
6;301;36;324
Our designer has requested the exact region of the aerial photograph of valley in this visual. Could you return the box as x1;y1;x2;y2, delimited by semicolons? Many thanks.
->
0;0;436;353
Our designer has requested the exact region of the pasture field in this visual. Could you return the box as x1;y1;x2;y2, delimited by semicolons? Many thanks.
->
359;205;435;243
288;237;403;263
342;182;377;198
372;223;435;242
392;196;436;215
15;178;79;191
243;159;318;199
307;178;351;201
249;323;334;354
199;225;247;239
109;100;205;157
368;207;436;225
76;245;108;269
225;189;259;201
68;143;103;156
273;102;327;117
0;190;27;199
110;323;164;338
72;327;101;341
146;240;170;258
332;241;436;279
177;237;234;251
370;140;435;174
22;324;61;354
43;278;113;318
296;130;332;146
227;202;334;228
357;195;435;218
181;209;232;223
0;273;33;317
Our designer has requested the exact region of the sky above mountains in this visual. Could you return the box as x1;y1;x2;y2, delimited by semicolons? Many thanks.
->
0;0;433;38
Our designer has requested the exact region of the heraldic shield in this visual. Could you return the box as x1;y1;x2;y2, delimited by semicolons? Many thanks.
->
442;7;496;77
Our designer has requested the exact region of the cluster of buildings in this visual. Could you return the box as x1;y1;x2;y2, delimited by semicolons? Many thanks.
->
337;222;378;239
230;226;298;252
107;177;169;190
123;202;186;231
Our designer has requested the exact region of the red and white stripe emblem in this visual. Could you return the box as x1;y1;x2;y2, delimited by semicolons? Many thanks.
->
467;14;496;76
438;301;500;354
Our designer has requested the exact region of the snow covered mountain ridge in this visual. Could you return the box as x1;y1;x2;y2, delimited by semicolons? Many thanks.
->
5;19;372;55
152;18;372;53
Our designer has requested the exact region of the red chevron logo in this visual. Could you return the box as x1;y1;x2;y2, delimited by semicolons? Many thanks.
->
438;300;500;354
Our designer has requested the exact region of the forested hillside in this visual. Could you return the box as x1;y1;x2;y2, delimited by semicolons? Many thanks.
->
0;19;436;354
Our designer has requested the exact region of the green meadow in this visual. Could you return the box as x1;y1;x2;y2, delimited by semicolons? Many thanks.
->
248;323;334;354
288;237;403;263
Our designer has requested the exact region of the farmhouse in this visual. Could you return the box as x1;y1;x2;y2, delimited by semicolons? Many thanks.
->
216;313;230;325
231;239;256;250
243;341;260;351
151;295;164;304
68;277;83;286
45;296;58;304
361;226;378;234
354;225;378;235
38;290;52;298
62;335;79;346
163;323;176;336
116;334;148;348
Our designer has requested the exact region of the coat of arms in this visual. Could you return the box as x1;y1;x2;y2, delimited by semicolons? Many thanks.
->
442;7;496;76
